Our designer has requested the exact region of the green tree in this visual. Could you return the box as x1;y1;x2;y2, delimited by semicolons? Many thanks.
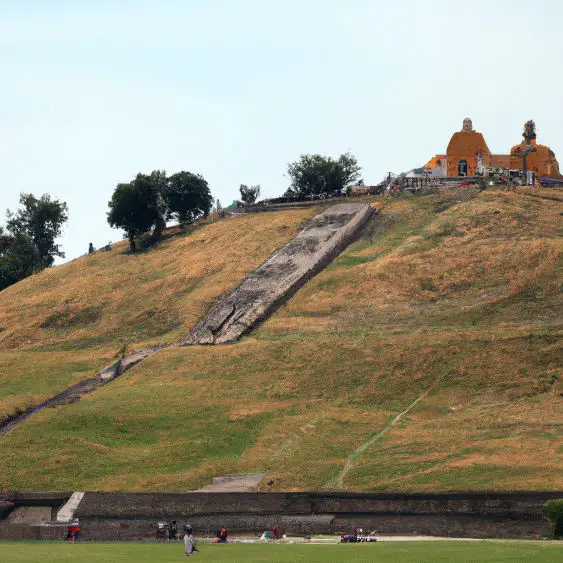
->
107;173;163;252
165;171;212;227
542;499;563;537
6;193;69;268
147;170;168;241
0;230;40;291
239;184;261;204
286;152;361;198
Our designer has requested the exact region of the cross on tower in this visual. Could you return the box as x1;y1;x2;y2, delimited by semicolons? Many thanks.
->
522;120;536;145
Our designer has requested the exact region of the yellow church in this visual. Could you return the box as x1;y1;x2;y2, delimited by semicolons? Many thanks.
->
424;119;560;181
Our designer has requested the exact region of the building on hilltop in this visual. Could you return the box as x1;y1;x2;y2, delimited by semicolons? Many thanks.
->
509;119;560;178
424;154;447;177
445;118;491;177
423;118;560;181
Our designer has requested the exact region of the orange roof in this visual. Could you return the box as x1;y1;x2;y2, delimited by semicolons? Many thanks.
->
446;131;491;157
424;154;446;168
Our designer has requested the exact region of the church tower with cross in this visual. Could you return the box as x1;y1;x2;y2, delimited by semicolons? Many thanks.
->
424;118;560;180
509;120;560;178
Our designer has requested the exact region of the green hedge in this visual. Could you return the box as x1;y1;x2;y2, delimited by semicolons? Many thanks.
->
541;499;563;537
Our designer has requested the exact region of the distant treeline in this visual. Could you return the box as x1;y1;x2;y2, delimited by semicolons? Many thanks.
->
1;152;362;291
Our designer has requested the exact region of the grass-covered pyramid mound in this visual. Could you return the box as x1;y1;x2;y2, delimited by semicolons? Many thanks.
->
0;188;561;492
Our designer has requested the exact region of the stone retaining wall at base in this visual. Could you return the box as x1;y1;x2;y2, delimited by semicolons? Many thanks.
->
71;492;560;540
0;524;67;541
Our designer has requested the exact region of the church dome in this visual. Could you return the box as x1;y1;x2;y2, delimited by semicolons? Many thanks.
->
446;118;491;176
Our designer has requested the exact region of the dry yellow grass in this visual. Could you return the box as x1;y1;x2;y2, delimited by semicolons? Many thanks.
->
0;188;561;492
0;208;317;421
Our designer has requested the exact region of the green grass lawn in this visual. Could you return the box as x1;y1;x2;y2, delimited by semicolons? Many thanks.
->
0;541;561;563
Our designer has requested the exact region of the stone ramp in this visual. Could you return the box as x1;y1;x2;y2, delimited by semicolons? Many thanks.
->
56;491;85;523
0;203;374;436
180;203;374;344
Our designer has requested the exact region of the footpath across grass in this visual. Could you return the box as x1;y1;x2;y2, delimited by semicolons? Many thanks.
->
0;541;561;562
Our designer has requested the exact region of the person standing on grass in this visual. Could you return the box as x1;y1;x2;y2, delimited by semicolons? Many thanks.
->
184;524;198;556
169;520;177;540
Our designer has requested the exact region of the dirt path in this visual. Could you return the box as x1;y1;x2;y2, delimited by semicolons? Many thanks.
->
330;378;442;489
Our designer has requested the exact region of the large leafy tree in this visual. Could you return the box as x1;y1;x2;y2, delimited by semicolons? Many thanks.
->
0;230;39;291
165;171;212;227
107;173;163;251
6;193;69;268
239;184;261;204
286;152;361;198
0;193;67;291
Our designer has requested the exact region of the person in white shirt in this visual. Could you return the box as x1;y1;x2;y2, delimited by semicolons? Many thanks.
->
184;524;197;556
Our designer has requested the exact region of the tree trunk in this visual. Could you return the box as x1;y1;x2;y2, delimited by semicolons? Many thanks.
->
154;216;166;242
129;236;136;252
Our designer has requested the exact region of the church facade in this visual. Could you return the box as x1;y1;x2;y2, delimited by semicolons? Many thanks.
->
424;119;560;180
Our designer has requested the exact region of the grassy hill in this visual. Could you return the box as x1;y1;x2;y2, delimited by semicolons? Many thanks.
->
0;209;317;423
0;188;561;492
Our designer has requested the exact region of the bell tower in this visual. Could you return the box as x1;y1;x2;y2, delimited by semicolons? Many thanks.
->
462;118;474;132
522;120;537;145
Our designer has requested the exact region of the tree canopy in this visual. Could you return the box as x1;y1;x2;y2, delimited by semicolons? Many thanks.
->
107;169;213;250
6;193;69;268
0;193;68;291
166;172;213;226
239;184;261;204
107;174;162;252
286;152;361;198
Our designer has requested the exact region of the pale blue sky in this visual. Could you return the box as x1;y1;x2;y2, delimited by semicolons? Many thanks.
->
2;0;562;261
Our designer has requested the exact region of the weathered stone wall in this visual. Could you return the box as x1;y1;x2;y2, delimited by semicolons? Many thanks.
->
71;491;560;540
0;501;14;519
6;506;53;525
0;524;67;541
0;492;71;509
0;493;72;540
181;203;375;344
246;200;333;212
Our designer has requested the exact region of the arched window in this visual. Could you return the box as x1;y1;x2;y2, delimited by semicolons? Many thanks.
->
458;160;468;176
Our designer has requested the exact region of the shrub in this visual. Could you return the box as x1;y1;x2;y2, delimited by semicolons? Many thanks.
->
541;499;563;537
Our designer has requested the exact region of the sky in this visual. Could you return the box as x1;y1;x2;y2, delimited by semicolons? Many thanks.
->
1;0;562;262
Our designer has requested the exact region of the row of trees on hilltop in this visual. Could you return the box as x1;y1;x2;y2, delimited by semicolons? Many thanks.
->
106;152;360;254
1;152;362;290
107;170;213;251
285;152;361;199
238;153;362;204
236;153;362;207
0;193;68;291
